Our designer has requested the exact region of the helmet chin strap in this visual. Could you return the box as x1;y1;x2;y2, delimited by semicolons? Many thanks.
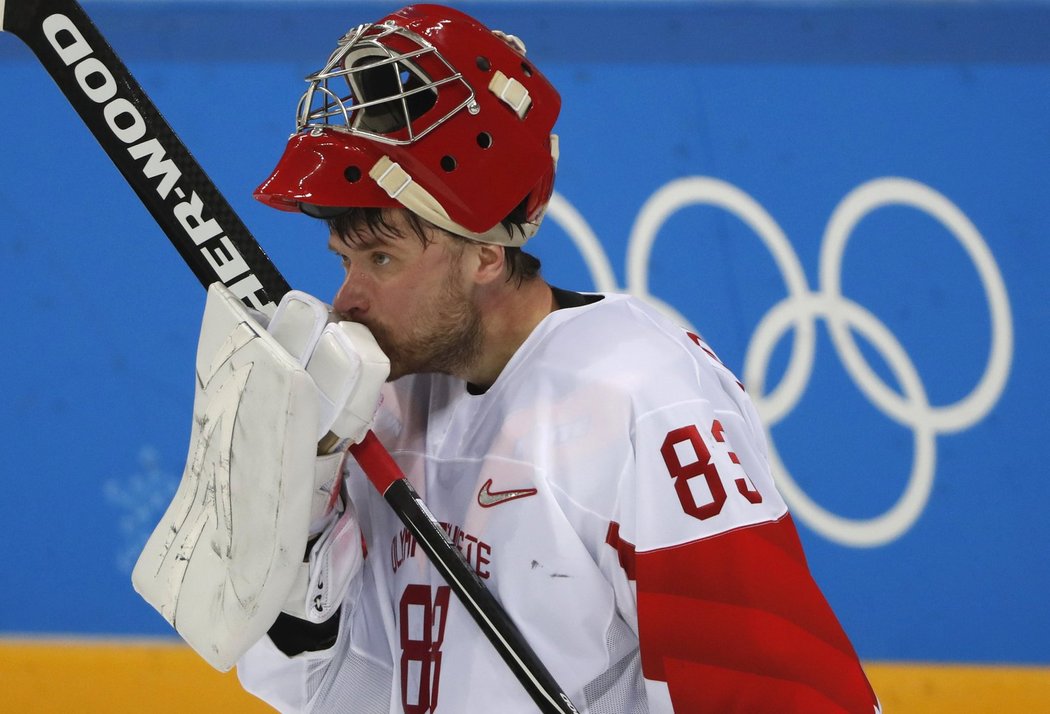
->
368;134;559;248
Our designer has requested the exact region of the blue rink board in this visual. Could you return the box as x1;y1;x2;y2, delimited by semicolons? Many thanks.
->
1;2;1048;665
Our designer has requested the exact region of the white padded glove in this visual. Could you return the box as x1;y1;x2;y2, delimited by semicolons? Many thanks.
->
264;288;390;624
267;289;390;445
131;283;388;671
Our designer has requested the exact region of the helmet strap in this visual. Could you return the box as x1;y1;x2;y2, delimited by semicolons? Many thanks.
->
488;71;532;119
370;155;539;247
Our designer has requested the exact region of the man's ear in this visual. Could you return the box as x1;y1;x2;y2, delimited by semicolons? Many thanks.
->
472;243;506;285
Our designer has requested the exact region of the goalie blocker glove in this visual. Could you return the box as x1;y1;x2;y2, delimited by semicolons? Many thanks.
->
132;283;389;671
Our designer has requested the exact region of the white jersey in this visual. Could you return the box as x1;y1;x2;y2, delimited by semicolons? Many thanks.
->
238;293;878;713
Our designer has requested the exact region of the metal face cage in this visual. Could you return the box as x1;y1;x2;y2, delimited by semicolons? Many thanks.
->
295;21;477;146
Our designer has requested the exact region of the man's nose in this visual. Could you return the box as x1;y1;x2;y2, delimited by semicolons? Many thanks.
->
332;270;369;319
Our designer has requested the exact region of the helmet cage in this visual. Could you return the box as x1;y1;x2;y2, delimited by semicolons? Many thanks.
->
295;21;477;146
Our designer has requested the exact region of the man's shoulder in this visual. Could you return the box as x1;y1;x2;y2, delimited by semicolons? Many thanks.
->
523;293;712;390
538;292;693;357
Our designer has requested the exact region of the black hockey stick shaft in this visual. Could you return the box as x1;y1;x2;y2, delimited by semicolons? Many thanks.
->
353;434;581;714
0;0;288;314
2;2;578;711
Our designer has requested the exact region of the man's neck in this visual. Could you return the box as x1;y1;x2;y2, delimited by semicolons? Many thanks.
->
462;278;555;389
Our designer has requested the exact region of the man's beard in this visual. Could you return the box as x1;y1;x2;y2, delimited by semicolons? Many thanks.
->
362;272;483;381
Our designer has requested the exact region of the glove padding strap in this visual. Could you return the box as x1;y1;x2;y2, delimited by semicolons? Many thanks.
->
280;448;364;624
132;283;387;671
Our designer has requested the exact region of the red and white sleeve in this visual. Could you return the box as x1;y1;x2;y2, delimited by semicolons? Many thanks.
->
620;400;880;713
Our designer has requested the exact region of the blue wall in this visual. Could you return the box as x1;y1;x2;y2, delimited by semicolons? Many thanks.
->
2;1;1048;665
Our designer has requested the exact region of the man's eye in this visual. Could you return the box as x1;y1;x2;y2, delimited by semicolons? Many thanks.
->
372;253;391;266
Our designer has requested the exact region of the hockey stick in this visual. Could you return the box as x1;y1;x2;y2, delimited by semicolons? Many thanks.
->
1;3;579;712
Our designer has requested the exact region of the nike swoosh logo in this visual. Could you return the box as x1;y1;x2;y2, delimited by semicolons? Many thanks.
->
477;478;538;508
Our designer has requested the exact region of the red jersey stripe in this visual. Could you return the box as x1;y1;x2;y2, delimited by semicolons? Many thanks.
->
623;515;878;712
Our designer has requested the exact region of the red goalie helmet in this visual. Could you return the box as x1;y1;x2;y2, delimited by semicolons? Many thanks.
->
254;4;561;247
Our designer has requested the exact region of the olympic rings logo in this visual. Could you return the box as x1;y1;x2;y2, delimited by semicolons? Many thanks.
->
546;177;1013;547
